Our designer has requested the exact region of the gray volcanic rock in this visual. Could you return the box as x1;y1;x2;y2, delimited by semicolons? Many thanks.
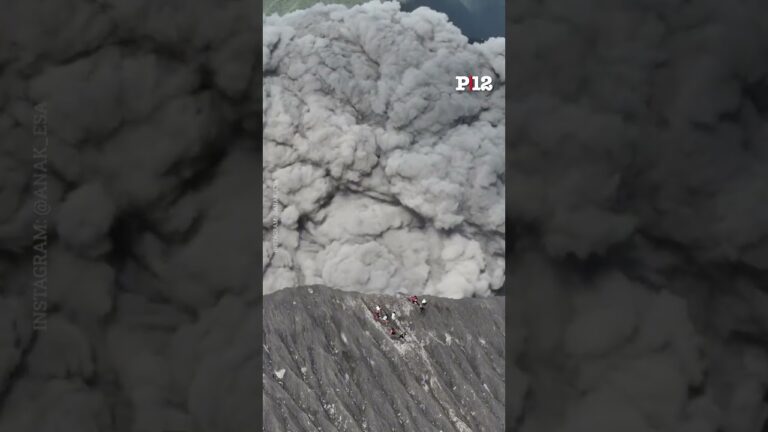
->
263;285;506;431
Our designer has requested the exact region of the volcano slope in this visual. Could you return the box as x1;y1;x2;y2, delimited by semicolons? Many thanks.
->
263;285;506;432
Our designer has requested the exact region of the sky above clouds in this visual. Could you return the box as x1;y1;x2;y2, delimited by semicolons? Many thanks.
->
265;0;505;42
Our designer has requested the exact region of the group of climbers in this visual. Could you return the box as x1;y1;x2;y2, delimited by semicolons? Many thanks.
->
371;305;403;338
372;306;397;323
370;295;428;340
407;295;427;311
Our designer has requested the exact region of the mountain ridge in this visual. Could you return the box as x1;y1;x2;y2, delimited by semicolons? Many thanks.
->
263;285;506;431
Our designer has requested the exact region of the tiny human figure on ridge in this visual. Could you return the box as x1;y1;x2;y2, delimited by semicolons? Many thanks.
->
407;295;426;311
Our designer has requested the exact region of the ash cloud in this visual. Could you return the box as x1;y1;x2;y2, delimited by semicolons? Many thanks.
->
1;0;261;429
263;1;506;298
505;1;768;431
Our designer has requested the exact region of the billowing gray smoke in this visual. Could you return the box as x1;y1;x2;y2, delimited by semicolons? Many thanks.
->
262;2;505;298
503;1;768;431
0;0;262;430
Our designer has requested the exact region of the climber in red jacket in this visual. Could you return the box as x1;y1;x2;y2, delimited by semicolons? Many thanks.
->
407;295;426;311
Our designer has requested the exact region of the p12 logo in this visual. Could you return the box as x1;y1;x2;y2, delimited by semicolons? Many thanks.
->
455;75;493;92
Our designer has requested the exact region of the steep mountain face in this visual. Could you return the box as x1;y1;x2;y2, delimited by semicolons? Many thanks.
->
263;286;506;431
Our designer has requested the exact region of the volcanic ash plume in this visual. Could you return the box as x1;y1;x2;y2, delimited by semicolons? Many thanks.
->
262;2;506;297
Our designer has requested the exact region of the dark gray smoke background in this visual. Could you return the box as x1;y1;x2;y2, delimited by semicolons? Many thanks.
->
0;0;767;431
504;1;768;431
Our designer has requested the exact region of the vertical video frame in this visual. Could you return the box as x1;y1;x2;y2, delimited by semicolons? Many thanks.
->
263;1;505;431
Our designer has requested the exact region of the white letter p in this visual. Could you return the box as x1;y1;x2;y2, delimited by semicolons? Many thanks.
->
455;76;469;91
